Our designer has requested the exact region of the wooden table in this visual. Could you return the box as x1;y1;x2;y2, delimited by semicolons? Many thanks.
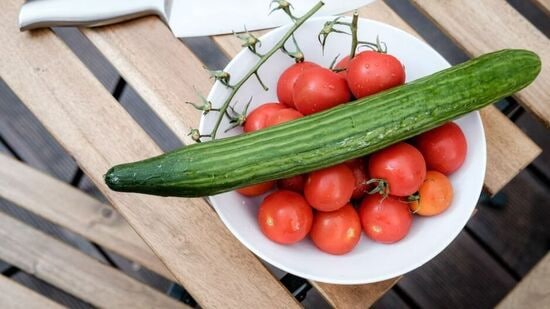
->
1;0;548;307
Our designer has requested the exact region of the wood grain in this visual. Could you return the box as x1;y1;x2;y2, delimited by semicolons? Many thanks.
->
479;107;541;193
0;275;65;309
312;278;399;308
531;0;550;15
0;1;299;308
0;153;173;280
411;0;550;127
497;253;550;309
0;212;185;308
82;21;207;146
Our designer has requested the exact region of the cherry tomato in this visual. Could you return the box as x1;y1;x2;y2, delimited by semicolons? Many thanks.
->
415;122;467;175
265;108;303;127
346;51;405;98
310;204;361;255
368;142;426;197
277;61;319;108
258;190;313;244
277;174;306;193
345;158;369;199
237;181;275;197
410;171;454;216
359;195;412;243
304;164;355;212
244;103;285;132
293;67;351;115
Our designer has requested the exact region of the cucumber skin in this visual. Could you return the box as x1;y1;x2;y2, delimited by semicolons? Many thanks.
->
105;49;541;197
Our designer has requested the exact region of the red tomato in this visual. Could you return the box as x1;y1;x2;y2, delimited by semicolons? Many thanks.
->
244;103;285;132
237;181;275;197
258;190;313;244
346;51;405;98
415;122;467;175
304;164;355;212
277;61;319;108
293;67;351;115
265;108;303;127
368;142;426;197
345;158;369;199
359;195;412;243
277;174;306;193
310;204;361;255
410;171;454;216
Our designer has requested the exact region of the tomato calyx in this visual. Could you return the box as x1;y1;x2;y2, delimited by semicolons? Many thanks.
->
206;69;233;88
357;35;387;54
281;35;305;63
317;16;350;55
407;193;421;214
234;27;263;56
366;178;390;197
270;0;298;21
186;89;219;115
224;97;253;132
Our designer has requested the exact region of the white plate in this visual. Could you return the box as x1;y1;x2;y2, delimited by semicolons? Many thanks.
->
200;16;486;284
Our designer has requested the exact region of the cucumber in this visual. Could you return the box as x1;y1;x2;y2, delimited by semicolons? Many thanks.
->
105;49;540;197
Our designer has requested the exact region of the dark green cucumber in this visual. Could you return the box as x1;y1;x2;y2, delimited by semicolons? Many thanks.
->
105;49;540;197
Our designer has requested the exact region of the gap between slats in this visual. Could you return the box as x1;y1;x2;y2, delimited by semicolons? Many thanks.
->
0;275;65;309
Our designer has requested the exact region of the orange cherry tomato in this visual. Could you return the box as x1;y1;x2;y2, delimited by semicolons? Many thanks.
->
410;171;453;216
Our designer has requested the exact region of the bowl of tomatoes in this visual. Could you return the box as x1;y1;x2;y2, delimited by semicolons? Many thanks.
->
200;16;486;284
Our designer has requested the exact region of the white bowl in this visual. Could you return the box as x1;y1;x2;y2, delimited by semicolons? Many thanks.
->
200;16;486;284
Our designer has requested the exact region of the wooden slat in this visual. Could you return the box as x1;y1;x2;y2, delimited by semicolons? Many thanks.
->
411;0;550;127
479;107;541;192
0;153;173;280
497;253;550;309
81;21;206;146
531;0;550;15
311;278;399;308
0;1;298;308
215;0;541;195
0;212;185;308
0;275;65;309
